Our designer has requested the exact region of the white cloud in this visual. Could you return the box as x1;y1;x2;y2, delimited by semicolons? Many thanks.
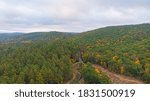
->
0;0;150;32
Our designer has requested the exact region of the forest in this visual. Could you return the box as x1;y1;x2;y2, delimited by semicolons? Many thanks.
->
0;23;150;84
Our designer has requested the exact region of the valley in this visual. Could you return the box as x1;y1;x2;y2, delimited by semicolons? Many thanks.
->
0;23;150;84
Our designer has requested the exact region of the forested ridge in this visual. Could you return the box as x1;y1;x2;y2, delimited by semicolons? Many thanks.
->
0;23;150;84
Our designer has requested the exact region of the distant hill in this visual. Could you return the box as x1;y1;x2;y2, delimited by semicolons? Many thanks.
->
0;31;74;43
18;31;74;42
0;33;24;43
73;23;150;44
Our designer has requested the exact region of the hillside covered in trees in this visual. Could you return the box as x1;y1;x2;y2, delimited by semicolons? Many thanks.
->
0;23;150;84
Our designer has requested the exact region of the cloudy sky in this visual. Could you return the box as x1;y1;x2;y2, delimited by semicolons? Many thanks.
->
0;0;150;32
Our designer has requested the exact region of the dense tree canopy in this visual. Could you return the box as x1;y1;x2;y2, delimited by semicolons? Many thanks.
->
0;24;150;83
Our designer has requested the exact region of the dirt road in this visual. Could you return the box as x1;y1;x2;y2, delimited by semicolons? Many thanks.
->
66;62;84;84
93;64;144;84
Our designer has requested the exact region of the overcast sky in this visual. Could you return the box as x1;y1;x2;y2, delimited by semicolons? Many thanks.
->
0;0;150;32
